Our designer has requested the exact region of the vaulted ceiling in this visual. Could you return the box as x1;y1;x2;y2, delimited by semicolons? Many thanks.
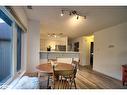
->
23;6;127;39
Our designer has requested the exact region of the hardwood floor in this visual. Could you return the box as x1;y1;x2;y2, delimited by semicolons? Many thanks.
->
75;65;127;89
25;65;127;89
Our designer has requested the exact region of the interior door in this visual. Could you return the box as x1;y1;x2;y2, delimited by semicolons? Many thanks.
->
90;42;94;67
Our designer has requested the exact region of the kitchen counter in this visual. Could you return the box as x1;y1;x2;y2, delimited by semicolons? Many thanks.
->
40;51;80;63
40;51;80;54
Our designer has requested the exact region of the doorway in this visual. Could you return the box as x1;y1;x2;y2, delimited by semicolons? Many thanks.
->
90;42;94;67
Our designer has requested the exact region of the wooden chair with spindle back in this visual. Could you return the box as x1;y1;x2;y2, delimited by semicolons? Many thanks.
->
72;58;80;70
52;65;77;89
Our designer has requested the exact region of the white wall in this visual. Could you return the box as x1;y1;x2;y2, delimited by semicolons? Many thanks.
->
71;36;94;66
27;20;40;72
83;36;94;66
71;37;86;66
93;22;127;80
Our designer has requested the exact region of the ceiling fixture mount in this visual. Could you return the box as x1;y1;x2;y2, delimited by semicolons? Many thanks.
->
48;33;57;38
60;10;64;16
27;6;32;9
77;15;79;20
48;33;64;38
60;9;86;20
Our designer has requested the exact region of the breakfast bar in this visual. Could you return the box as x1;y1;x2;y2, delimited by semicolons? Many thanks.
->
40;51;80;63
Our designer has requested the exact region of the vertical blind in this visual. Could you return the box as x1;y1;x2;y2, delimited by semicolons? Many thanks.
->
0;9;13;85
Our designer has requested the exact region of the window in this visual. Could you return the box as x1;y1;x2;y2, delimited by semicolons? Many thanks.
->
17;25;22;71
0;9;13;86
0;7;26;87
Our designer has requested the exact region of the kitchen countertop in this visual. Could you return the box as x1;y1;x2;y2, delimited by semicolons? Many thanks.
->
40;51;80;53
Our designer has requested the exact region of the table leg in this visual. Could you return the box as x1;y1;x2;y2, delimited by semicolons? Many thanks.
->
47;75;49;88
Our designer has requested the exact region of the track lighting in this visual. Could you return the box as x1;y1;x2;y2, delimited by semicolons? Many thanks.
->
54;35;56;38
72;10;77;15
60;9;86;20
48;33;63;38
60;13;64;16
84;16;86;19
27;6;32;9
69;12;72;16
76;15;79;20
60;10;64;16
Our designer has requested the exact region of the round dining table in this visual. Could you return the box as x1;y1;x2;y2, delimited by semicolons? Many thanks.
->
36;62;74;88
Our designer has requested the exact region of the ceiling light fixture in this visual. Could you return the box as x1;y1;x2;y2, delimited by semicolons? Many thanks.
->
48;34;50;37
69;12;72;16
77;15;79;20
27;6;32;9
54;35;57;38
48;33;57;38
60;9;86;20
60;10;64;16
84;16;86;19
48;33;64;38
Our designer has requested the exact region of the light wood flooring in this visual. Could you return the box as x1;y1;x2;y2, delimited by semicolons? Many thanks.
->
25;65;127;89
75;65;127;89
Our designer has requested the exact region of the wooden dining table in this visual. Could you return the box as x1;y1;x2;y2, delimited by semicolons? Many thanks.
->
36;62;74;88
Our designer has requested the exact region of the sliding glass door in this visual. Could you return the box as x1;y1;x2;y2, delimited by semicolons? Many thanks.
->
0;9;13;85
17;25;22;71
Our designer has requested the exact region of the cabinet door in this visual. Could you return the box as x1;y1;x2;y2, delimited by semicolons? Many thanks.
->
40;59;48;64
40;52;48;59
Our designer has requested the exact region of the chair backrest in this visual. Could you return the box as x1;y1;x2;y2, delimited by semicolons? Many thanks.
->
72;61;78;67
40;59;48;64
54;70;74;77
52;66;76;89
72;59;80;70
57;58;72;64
73;58;80;62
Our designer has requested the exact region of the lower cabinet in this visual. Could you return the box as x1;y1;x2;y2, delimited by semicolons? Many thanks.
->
40;51;80;64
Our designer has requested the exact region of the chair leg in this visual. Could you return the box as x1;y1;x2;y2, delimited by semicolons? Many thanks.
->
52;79;55;89
74;79;77;89
64;78;68;89
70;80;73;89
67;81;70;89
47;75;50;88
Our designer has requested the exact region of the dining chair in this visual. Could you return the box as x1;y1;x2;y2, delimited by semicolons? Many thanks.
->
57;58;72;64
52;65;77;89
40;59;48;64
38;72;52;89
23;72;49;89
72;59;80;70
73;58;80;62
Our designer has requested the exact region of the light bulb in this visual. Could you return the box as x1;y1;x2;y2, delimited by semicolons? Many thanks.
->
54;35;56;38
60;13;64;16
76;15;79;20
60;10;64;16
